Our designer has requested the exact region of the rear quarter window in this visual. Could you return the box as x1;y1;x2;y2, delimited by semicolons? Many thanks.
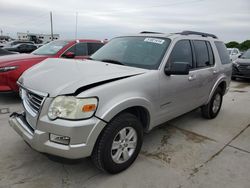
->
215;41;231;64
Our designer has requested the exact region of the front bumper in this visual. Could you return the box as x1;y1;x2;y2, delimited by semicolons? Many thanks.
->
232;65;250;79
9;112;106;159
0;72;19;92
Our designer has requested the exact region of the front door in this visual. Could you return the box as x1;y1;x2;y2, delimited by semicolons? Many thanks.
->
156;39;201;125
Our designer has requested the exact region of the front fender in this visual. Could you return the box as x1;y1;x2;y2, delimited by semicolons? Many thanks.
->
97;97;153;125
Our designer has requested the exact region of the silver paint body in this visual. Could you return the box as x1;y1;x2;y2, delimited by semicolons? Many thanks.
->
9;33;232;159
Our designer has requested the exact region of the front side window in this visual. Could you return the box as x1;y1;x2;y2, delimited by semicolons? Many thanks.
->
168;40;193;68
91;36;171;70
63;43;87;56
88;43;104;55
215;41;231;64
32;40;69;55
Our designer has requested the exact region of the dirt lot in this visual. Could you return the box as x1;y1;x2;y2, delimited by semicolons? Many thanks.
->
0;80;250;188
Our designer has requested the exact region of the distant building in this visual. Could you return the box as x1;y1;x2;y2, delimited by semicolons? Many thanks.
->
17;32;60;44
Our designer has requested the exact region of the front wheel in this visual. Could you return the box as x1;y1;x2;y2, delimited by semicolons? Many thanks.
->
91;113;143;174
201;87;223;119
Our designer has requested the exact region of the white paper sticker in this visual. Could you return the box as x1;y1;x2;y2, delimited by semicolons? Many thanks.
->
144;38;165;44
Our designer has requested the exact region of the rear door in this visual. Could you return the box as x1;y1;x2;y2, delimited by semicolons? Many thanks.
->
191;40;217;104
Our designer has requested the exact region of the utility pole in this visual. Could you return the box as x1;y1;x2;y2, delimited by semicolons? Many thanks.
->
0;29;3;36
75;12;78;40
50;11;54;41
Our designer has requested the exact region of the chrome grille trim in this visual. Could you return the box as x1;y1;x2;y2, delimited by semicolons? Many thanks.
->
19;85;48;117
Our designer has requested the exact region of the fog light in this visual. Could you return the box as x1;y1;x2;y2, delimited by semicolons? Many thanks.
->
50;134;70;145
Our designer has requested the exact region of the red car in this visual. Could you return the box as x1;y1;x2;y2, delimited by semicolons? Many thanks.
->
0;39;105;92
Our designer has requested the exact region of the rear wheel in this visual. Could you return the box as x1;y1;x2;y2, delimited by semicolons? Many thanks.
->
201;87;223;119
91;113;143;174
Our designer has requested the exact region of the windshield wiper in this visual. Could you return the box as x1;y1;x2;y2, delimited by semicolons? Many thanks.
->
100;59;125;65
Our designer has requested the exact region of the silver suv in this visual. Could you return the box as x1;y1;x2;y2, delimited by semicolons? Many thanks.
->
9;31;232;173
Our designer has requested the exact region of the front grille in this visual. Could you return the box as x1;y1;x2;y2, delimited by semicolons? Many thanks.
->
238;65;250;72
21;88;45;115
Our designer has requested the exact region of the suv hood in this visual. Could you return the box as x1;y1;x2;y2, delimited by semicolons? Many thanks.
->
0;53;48;67
19;58;148;97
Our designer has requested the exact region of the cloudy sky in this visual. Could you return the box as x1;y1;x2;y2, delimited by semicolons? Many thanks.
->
0;0;249;42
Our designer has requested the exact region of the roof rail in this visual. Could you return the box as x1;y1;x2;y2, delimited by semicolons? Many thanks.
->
177;30;218;39
140;31;163;34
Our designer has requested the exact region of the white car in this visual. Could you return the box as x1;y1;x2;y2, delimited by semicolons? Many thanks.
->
227;48;241;62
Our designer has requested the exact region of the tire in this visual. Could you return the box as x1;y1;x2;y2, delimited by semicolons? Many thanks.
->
201;87;223;119
91;113;143;174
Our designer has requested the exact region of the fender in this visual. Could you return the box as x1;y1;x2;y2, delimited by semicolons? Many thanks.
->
206;75;228;104
98;97;153;128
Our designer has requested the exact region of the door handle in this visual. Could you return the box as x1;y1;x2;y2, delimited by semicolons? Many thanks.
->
188;74;196;81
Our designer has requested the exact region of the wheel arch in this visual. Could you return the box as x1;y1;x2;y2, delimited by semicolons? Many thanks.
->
206;77;228;104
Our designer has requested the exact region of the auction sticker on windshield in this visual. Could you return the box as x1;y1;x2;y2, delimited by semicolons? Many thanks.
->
144;38;165;44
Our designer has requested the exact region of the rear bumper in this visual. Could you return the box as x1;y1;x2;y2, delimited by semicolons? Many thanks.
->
9;112;106;159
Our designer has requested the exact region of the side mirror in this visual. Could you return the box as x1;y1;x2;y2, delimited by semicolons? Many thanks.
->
165;62;190;76
64;52;75;58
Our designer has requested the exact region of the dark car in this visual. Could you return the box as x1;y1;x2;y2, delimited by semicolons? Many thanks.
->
0;48;18;56
232;49;250;80
3;43;37;53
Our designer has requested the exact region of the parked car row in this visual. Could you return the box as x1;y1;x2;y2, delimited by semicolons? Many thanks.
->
7;31;232;173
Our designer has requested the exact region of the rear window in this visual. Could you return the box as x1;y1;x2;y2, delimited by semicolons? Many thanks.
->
215;41;231;64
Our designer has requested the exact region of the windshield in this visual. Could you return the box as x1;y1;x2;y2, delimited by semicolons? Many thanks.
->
32;40;69;55
91;36;171;69
241;49;250;59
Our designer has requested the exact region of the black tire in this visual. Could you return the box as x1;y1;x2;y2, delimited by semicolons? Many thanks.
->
91;113;143;174
201;87;223;119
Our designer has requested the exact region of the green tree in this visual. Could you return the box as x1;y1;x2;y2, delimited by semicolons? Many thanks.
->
226;41;239;48
239;40;250;51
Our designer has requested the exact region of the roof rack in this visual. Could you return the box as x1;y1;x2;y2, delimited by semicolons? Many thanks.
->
177;30;218;39
140;31;163;34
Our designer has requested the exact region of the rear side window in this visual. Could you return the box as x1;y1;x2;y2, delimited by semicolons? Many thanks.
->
65;43;87;56
215;41;231;64
88;43;104;55
193;40;210;67
206;42;214;66
168;40;193;68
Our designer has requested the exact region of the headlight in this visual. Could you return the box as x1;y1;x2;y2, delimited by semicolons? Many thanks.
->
0;66;19;72
48;96;98;120
232;62;239;67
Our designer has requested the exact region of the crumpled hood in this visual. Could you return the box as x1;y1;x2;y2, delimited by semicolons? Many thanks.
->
19;58;148;97
0;53;48;67
236;58;250;65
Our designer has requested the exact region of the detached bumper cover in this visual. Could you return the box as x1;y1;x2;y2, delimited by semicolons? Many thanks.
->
9;112;106;159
